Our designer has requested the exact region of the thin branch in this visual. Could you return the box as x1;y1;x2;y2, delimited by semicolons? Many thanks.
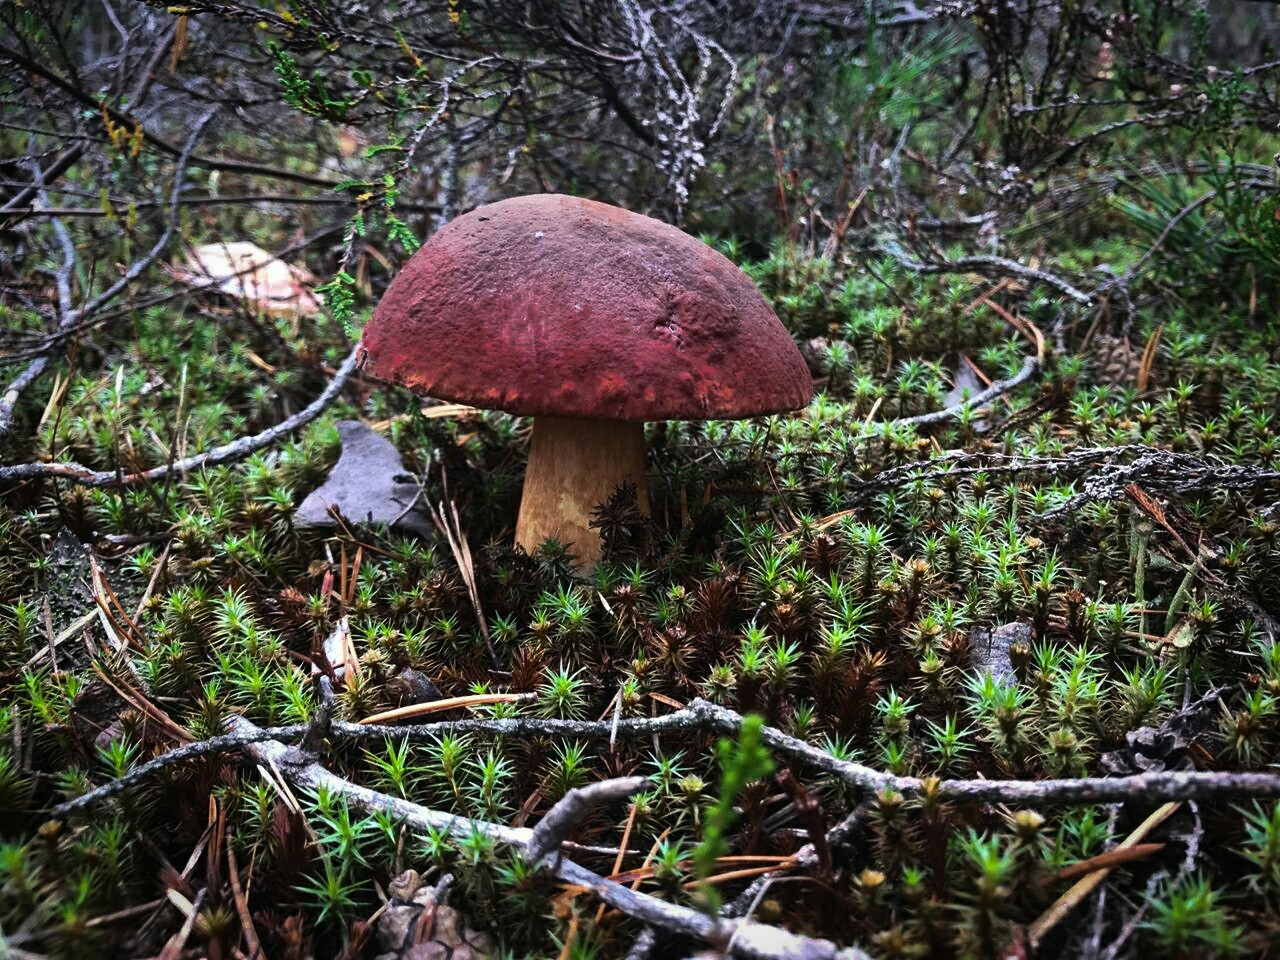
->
878;243;1094;305
0;110;216;437
49;724;308;819
526;776;649;863
228;717;864;960
0;21;178;214
839;445;1280;511
888;354;1038;429
49;697;1280;960
335;700;1280;805
0;42;340;190
724;803;871;921
621;926;658;960
2;193;439;219
0;345;361;489
1116;189;1217;286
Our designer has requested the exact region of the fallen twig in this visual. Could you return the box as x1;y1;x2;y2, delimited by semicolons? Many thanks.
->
339;699;1280;805
1027;802;1181;948
49;724;308;819
888;354;1038;429
228;717;866;960
876;243;1094;305
527;777;650;864
0;346;360;488
842;445;1280;512
56;696;1280;826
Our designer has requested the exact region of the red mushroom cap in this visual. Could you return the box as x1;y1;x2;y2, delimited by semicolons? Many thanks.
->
357;194;813;422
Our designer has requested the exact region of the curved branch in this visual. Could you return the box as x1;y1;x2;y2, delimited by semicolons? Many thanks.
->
879;244;1094;305
49;723;308;819
230;718;864;960
888;354;1038;429
0;346;361;489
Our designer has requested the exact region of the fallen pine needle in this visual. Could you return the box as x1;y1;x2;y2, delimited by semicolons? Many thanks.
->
358;693;525;725
1028;801;1180;948
1053;843;1165;883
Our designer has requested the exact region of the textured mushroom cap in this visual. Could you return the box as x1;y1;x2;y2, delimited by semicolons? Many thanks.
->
357;194;813;421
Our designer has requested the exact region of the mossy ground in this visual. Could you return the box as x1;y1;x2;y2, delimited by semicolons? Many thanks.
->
3;223;1280;957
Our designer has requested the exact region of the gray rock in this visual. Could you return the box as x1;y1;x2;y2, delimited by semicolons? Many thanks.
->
295;421;431;537
969;621;1031;683
388;668;443;707
400;945;450;960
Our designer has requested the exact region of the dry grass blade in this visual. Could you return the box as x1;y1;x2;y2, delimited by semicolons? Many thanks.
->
226;837;263;959
157;888;205;960
91;660;193;743
1053;842;1165;883
606;855;794;885
1138;322;1164;393
1028;801;1180;948
357;693;526;725
429;490;493;660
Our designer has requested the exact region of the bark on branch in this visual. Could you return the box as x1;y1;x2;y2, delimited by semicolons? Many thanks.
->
338;699;1280;805
227;716;864;960
0;346;361;489
526;776;650;863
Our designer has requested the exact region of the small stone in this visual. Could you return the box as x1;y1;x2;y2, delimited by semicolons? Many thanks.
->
968;622;1031;683
376;904;420;952
71;680;127;748
431;905;463;945
294;421;431;537
387;668;442;707
798;336;833;376
467;931;497;955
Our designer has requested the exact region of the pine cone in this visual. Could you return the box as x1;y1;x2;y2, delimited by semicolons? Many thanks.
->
1088;331;1140;387
1100;687;1223;775
375;871;496;960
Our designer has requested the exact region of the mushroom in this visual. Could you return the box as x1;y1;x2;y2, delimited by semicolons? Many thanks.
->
357;194;812;568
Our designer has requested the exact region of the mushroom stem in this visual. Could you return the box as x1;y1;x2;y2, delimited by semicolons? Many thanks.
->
516;417;648;569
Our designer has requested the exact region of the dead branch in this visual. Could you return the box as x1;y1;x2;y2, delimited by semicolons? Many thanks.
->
337;699;1280;805
48;723;308;819
0;110;216;438
889;354;1038;429
0;42;340;190
841;445;1280;511
228;716;865;960
0;345;361;489
526;776;650;863
877;243;1094;305
621;927;658;960
0;21;178;216
58;688;1280;827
